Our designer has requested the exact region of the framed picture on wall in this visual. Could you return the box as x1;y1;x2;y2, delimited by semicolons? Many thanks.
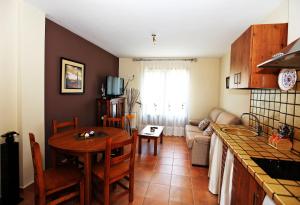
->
61;58;85;94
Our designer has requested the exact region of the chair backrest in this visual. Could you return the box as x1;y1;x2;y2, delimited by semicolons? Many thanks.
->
103;115;125;129
52;117;79;134
104;129;137;183
29;133;46;202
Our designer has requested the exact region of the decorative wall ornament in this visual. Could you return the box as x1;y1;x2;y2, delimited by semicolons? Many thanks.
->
278;69;297;91
152;34;157;45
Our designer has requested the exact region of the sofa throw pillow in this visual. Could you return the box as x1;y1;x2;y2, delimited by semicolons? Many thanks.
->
203;126;214;136
198;118;210;131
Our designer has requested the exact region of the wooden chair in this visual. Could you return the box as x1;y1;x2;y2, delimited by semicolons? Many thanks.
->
29;133;84;205
51;117;80;166
92;130;138;205
102;115;127;157
52;117;78;134
103;115;125;129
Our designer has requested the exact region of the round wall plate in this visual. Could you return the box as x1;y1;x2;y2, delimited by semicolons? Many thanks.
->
278;69;297;91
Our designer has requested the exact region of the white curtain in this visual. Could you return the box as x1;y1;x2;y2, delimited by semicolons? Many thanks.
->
220;149;234;205
139;61;190;136
208;134;223;195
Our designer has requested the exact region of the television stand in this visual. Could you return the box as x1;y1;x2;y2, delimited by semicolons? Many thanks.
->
96;97;125;126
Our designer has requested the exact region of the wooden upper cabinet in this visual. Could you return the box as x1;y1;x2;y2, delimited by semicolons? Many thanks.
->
230;23;288;89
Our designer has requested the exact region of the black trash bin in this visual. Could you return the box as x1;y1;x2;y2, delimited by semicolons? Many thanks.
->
0;132;22;205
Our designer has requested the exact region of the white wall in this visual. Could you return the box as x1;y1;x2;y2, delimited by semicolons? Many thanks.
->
218;53;250;117
0;0;19;135
218;0;289;117
1;0;45;188
119;58;220;120
288;0;300;43
189;58;220;119
262;0;288;24
18;1;45;188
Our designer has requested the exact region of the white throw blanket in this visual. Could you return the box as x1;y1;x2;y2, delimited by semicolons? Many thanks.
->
220;149;234;205
208;133;218;177
208;133;223;194
263;195;276;205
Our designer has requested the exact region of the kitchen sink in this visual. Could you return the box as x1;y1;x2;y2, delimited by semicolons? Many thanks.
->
221;127;258;137
251;157;300;180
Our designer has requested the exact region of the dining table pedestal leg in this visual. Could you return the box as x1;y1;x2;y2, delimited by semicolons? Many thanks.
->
154;138;157;156
50;149;57;168
138;136;142;154
84;153;91;205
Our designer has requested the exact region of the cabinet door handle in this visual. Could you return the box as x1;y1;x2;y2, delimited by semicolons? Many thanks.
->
234;74;237;84
238;72;241;84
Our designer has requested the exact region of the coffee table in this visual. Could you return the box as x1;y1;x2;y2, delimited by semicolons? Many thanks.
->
138;125;164;156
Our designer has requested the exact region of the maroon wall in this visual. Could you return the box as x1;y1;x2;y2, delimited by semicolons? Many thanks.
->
45;19;118;166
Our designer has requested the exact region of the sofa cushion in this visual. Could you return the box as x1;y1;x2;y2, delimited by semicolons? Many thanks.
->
215;112;241;125
208;108;223;122
203;126;214;136
185;124;201;133
198;118;210;130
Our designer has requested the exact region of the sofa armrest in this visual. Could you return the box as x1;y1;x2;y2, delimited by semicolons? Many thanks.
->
194;135;211;144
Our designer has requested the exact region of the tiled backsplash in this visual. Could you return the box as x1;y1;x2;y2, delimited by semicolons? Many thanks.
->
250;89;300;152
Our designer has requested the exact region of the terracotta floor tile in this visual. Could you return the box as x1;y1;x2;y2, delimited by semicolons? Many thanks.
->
174;144;189;150
134;181;150;197
172;165;190;176
137;155;157;164
151;173;172;185
159;149;174;157
135;163;156;171
170;186;194;204
173;159;191;167
135;165;154;173
173;153;189;160
191;176;209;189
111;191;144;205
190;167;208;178
160;144;174;149
175;150;189;155
171;175;192;188
143;197;169;205
135;170;154;182
154;164;173;174
145;184;170;201
193;189;218;205
131;196;145;205
111;191;131;205
158;157;174;165
169;201;195;205
20;184;34;205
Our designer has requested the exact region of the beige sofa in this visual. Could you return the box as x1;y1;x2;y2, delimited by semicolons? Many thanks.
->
185;108;240;166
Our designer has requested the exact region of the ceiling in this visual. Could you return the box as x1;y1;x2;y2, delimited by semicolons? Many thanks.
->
26;0;284;58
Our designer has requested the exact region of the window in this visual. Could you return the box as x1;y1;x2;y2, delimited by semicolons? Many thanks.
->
140;61;190;136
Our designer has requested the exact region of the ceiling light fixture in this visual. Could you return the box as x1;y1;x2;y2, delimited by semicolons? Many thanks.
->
152;34;157;45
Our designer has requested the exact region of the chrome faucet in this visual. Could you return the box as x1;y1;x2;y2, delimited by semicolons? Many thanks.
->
241;113;263;136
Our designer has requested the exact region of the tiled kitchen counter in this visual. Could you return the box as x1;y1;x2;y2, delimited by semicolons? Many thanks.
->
212;123;300;205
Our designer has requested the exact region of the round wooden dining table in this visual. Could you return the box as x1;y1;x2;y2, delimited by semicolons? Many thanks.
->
48;126;130;205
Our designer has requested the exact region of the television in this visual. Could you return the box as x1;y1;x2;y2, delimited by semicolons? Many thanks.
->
106;76;124;96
